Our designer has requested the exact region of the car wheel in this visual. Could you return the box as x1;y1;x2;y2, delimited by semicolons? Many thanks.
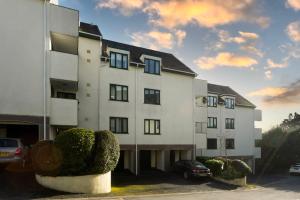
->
183;171;190;180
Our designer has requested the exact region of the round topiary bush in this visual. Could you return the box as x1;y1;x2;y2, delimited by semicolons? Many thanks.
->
231;159;252;176
88;130;120;174
220;165;242;180
31;140;62;176
204;159;224;176
54;128;95;175
215;157;232;170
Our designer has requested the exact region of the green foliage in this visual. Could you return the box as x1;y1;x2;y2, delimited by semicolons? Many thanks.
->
31;140;62;176
54;128;95;175
231;159;252;176
88;130;120;174
220;165;243;180
257;127;300;173
215;157;232;170
204;159;224;176
196;156;212;164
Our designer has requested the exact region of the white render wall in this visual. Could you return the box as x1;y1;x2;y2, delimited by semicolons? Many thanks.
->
77;37;101;130
97;58;195;145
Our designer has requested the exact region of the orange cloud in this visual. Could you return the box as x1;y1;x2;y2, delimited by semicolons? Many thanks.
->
194;52;257;70
238;31;259;39
248;87;287;97
286;0;300;11
130;29;186;50
286;21;300;42
144;0;258;29
266;59;288;69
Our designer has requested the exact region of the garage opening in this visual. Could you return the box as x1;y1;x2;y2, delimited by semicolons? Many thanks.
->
114;150;125;172
140;150;152;171
0;124;39;146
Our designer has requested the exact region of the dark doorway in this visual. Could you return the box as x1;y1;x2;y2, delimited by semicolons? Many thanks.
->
1;124;39;146
114;150;125;172
140;150;151;171
170;150;175;167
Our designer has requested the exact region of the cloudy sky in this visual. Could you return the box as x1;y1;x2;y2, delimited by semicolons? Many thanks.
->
60;0;300;131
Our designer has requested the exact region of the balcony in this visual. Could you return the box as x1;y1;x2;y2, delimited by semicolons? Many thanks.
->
254;147;261;159
50;51;78;82
254;128;262;140
50;98;78;126
254;109;262;121
48;4;79;37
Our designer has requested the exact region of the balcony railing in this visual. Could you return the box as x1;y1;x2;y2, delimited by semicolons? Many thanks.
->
50;98;78;126
50;51;78;82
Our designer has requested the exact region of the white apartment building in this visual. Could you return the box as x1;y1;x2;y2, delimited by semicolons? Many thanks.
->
0;0;261;174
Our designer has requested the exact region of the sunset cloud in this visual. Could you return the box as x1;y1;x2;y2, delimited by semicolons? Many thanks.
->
144;0;268;29
266;58;288;69
130;29;186;50
286;21;300;42
286;0;300;11
265;70;272;80
248;87;287;97
96;0;147;15
248;80;300;105
194;52;258;70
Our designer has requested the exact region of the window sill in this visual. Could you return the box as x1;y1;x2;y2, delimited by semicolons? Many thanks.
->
144;134;161;135
110;66;128;70
144;72;161;76
144;103;161;105
109;99;129;102
112;133;129;134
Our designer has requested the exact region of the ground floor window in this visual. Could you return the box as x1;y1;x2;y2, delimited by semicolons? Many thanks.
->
110;117;128;134
207;138;217;149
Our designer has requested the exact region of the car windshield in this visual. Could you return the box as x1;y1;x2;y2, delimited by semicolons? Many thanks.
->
187;161;205;168
0;139;18;147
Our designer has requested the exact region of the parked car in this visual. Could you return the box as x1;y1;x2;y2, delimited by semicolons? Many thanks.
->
289;163;300;175
173;160;211;179
0;138;25;164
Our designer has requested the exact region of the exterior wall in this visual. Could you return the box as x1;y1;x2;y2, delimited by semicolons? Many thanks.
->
77;37;101;130
0;0;46;117
98;59;195;146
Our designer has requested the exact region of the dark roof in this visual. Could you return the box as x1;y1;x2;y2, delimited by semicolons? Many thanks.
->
101;39;196;77
79;22;102;40
208;83;256;108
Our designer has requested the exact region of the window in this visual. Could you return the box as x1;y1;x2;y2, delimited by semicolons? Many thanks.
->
225;98;235;109
56;92;76;100
110;52;128;69
226;139;235;149
195;122;206;133
207;117;217;128
144;58;160;75
207;139;217;149
255;139;262;147
144;119;160;135
144;88;160;105
207;96;217;107
110;117;128;134
110;84;128;101
225;118;235;129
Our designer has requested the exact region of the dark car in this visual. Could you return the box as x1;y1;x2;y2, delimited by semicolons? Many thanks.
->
173;160;211;179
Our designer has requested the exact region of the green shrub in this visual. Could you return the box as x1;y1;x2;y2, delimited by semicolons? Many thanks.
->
220;165;243;180
54;128;95;175
31;140;62;176
88;130;120;174
231;159;252;176
215;157;232;170
204;159;224;176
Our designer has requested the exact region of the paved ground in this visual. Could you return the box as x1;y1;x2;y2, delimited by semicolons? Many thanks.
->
118;175;300;200
0;165;299;200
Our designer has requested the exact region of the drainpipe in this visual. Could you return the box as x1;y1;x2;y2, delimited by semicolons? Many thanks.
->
135;64;138;176
43;0;47;140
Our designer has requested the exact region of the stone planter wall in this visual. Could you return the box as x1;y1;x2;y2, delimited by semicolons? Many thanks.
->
36;171;111;194
213;176;247;186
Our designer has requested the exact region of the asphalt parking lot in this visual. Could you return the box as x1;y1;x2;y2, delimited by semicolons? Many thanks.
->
0;167;236;199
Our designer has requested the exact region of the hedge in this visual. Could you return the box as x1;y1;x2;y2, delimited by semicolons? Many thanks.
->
88;130;120;174
31;140;62;176
204;159;224;176
231;159;252;176
54;128;95;175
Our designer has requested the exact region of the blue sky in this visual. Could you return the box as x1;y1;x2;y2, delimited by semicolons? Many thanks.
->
60;0;300;131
